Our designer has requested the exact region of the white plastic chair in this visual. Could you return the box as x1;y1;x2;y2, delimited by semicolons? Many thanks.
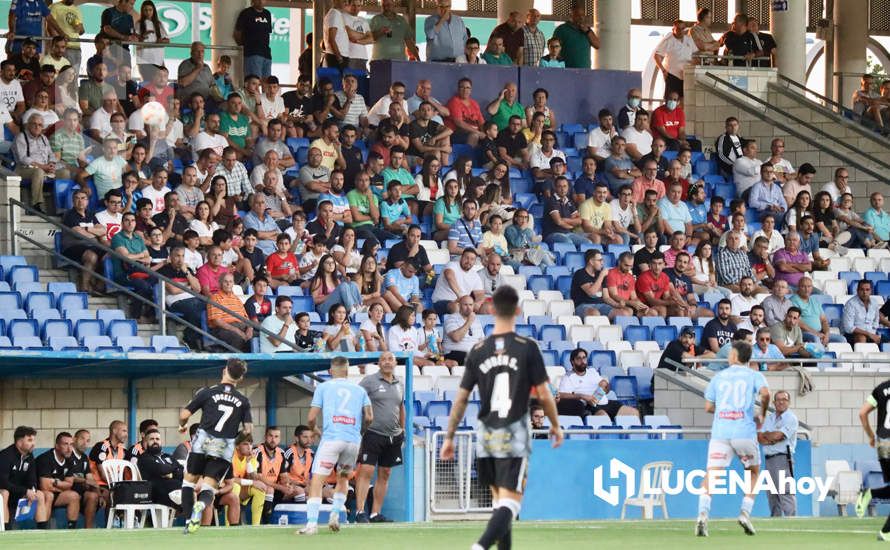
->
569;325;596;343
521;300;546;317
102;459;173;529
548;300;574;317
596;325;623;342
868;248;890;259
621;461;673;519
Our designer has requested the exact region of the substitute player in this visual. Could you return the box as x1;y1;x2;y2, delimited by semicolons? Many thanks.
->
696;340;770;537
440;286;563;550
179;358;253;535
856;379;890;539
299;356;373;536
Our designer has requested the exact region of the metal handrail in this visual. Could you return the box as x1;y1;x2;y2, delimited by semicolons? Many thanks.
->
701;71;890;185
8;198;305;353
10;34;239;51
775;74;854;116
693;53;773;68
529;427;810;440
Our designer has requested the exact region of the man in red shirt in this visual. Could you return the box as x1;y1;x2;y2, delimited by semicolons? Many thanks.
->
445;77;485;145
265;233;300;289
137;66;175;107
604;251;653;318
635;252;676;316
650;90;689;150
196;246;228;296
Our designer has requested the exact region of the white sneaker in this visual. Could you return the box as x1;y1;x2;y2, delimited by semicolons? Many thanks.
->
299;524;318;536
328;511;340;532
738;512;756;535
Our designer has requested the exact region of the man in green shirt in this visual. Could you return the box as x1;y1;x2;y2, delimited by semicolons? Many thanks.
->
481;36;513;66
219;93;253;159
380;146;419;201
789;276;845;345
552;4;600;69
486;82;525;131
347;171;397;244
110;212;155;321
370;0;420;61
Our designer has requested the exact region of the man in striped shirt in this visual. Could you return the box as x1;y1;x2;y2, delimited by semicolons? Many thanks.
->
207;272;253;351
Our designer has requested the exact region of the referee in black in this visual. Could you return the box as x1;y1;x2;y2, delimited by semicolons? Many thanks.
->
355;351;405;523
440;286;562;550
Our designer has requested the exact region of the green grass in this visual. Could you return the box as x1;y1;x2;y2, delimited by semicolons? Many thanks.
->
1;518;888;549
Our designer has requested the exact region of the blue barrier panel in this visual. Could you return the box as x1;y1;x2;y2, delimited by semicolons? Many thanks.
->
524;439;813;520
369;60;519;107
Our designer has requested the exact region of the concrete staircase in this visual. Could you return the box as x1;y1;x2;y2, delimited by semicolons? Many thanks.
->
18;214;162;340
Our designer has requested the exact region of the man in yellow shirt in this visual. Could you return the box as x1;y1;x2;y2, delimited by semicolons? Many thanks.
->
579;182;622;244
50;0;85;73
230;432;269;526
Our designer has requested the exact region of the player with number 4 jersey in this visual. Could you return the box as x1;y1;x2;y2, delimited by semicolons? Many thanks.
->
697;341;770;538
179;359;253;535
299;356;373;536
440;286;563;550
856;380;890;540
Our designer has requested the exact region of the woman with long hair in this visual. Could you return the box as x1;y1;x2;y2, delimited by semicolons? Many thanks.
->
135;0;169;81
353;254;391;312
387;305;433;366
54;65;79;115
414;154;443;216
443;155;474;194
481;161;511;201
504;207;555;266
207;175;238;227
690;240;729;297
189;200;219;246
324;303;361;352
835;192;884;249
311;253;363;318
812;190;841;248
524;88;557;130
785;190;812;233
432;178;462;241
478;183;514;226
332;226;362;276
128;144;152;187
359;302;388;352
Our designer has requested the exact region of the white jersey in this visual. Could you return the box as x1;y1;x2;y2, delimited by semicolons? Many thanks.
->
94;209;123;241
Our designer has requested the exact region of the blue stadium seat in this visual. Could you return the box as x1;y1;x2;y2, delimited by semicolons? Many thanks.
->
628;366;654;400
714;182;736;200
538;324;566;342
48;336;79;351
556;275;572;298
8;318;39;339
652;326;678;349
74;319;104;340
541;349;559;366
14;335;44;349
838;271;860;287
107;319;138;340
42;319;73;340
823;303;844;328
611;376;639;406
0;291;22;310
518;265;543;279
865;271;887;284
0;255;27;275
544;265;571;279
425;400;452;418
576;340;603;355
656;425;684;440
413;416;431;433
623;325;650;347
276;286;304;299
151;335;181;352
596;425;625;440
6;265;38;286
82;335;113;351
116;336;147;351
527;275;553;294
527;315;552;331
640;316;666;330
464;401;481;421
57;292;89;314
24;292;54;313
516;324;535;339
612;315;638;332
590;350;616;370
47;281;77;300
666;316;692;332
627;425;653;440
97;309;126;326
562;252;585;271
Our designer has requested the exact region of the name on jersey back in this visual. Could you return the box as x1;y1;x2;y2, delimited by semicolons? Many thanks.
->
479;354;518;374
212;393;244;407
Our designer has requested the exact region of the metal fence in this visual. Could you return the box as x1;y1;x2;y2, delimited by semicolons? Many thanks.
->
427;431;493;514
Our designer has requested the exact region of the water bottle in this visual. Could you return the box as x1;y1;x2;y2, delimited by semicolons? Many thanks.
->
314;336;326;353
427;331;439;356
358;334;366;352
592;385;606;404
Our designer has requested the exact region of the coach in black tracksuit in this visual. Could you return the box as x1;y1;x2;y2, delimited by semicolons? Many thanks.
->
137;429;184;510
0;426;49;529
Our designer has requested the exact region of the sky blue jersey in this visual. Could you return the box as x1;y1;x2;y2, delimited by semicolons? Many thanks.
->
311;378;371;444
704;365;768;440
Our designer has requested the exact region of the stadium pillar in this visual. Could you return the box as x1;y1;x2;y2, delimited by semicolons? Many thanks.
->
833;0;868;108
770;0;806;83
497;0;532;24
127;379;137;447
0;174;22;255
403;354;414;522
593;0;631;70
211;0;248;85
312;0;330;85
266;377;278;427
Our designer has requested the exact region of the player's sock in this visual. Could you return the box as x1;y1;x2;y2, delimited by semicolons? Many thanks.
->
261;493;274;524
882;514;890;534
306;497;322;527
873;486;890;499
697;494;711;518
331;492;347;516
496;526;512;550
67;520;77;529
740;496;754;516
477;499;520;549
197;488;216;509
35;521;48;529
181;481;195;516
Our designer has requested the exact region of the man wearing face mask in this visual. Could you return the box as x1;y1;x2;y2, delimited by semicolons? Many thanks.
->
137;428;184;511
617;88;643;130
651;91;696;151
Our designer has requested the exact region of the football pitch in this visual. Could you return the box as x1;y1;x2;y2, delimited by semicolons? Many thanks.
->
1;518;888;549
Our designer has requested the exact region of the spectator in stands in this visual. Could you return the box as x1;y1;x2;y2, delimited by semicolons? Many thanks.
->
636;191;663;245
355;255;391;313
359;302;388;351
454;36;483;64
864;192;890;244
196;245;226;296
134;166;171;215
424;0;466;62
636;251;682;317
689;240;725;297
631;158;665;204
482;36;513;66
487;83;524;133
654;20;697;98
715;230;755;292
264;233;299;289
652;92;692;151
254;119;296;173
836;192;885;249
579;182;621;245
220;93;254;160
0;60;25;135
370;0;419;61
176;42;223;106
368;82;408;128
325;302;362;351
638;136;669;181
258;296;297;353
585;109;618;163
662;231;686;268
761;279;792;327
791;277;843;345
505;207;554;266
558;348;637;420
233;0;273;78
530;130;565;179
477;251;506;296
110;212;154;321
380;181;413;236
157;246;203;350
387;224;431;273
657;182;693;242
621;110;652;162
851;73;885;129
408;101;453;166
331;226;362;275
406;80;449;126
731;139;760;198
798;216;831;271
191;113;228;162
770;307;812;359
751;328;784;370
50;109;85;180
13;113;54;212
703;299;738;353
543;176;587;246
747;17;776;67
881;300;890;330
445;77;485;146
781;161;813;208
389;305;434;364
772;232;811;290
23;87;57;131
843;279;885;345
720;13;757;65
784;190;811;234
9;38;41;82
730;275;762;323
447;198;484;256
443;294;484;363
242;193;281;256
606;251;652;317
1;426;50;529
764;137;794;185
659;326;714;371
489;10;524;64
821;167;851;203
319;170;352;225
570;249;609;317
633;227;659;275
553;3;600;69
210;148;250;212
495;115;529;169
312;252;364;317
610;184;641;244
60;189;106;293
738;304;767;334
750;214;783;256
432;248;486;315
78;61;114;118
306;200;343;250
530;405;548;437
50;0;84;71
539;36;565;68
207;272;253;351
525;88;556;132
383;258;422;313
715;116;743;178
296;148;330;213
748;162;787;219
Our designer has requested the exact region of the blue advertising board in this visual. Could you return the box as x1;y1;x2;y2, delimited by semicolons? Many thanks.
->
523;439;814;520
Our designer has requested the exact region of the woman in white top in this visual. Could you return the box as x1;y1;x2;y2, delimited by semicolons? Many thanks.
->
750;214;784;256
359;302;388;352
524;88;557;130
324;303;361;352
386;305;433;366
691;241;730;298
189;201;219;246
54;66;80;115
135;1;169;81
331;227;362;275
785;190;812;233
414;154;443;215
23;90;59;133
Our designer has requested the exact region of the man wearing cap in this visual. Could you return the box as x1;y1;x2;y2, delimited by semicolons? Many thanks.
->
658;326;713;371
758;390;798;516
23;65;57;106
10;38;41;82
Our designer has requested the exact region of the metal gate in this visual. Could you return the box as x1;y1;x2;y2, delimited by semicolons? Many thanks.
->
427;431;493;514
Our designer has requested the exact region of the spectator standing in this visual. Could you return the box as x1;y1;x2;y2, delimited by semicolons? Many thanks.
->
50;0;85;73
715;116;743;177
370;0;419;61
235;0;274;78
99;0;137;68
342;0;372;71
653;20;697;98
758;390;798;516
177;42;223;105
481;36;512;66
523;9;546;67
720;13;757;66
424;0;467;62
8;0;59;55
538;37;565;67
489;11;525;64
552;4;600;69
843;280;885;345
688;7;719;59
748;18;777;68
134;1;169;81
